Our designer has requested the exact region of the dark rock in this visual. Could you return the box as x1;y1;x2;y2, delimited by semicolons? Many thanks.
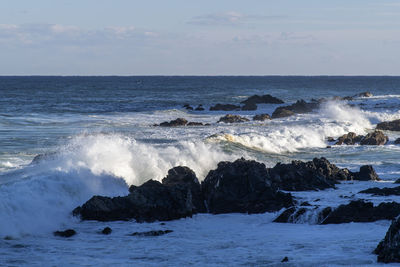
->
271;108;295;119
274;99;319;115
281;257;289;263
395;179;400;184
159;118;188;127
274;206;331;224
253;114;271;121
334;132;358;145
359;130;388;145
218;114;249;123
375;216;400;263
194;105;205;111
54;229;76;238
241;94;284;105
183;104;193;110
353;165;380;181
210;104;240;111
187;122;204;126
321;200;400;224
300;201;311;206
326;146;332;148
162;166;206;213
357;92;373;97
327;137;335;142
202;158;294;214
130;230;173;237
360;186;400;196
73;179;194;222
377;119;400;131
395;138;400;144
241;102;257;111
101;227;112;235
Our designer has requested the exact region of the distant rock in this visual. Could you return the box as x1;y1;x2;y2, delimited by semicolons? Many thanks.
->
395;179;400;184
395;138;400;144
359;130;388;145
183;104;193;110
359;186;400;196
240;94;284;105
187;122;205;126
253;114;271;121
377;119;400;131
210;104;240;111
334;132;363;145
159;118;188;127
271;108;295;119
375;216;400;263
241;102;257;111
194;104;205;111
281;257;289;263
357;92;373;97
130;230;173;237
202;158;294;214
101;227;112;235
217;114;249;123
54;229;76;238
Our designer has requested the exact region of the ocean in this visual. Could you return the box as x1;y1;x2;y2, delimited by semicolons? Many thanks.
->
1;76;400;266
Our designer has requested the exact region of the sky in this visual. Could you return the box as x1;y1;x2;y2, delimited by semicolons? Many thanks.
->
1;0;400;75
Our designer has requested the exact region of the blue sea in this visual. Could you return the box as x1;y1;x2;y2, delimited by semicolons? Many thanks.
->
1;76;400;266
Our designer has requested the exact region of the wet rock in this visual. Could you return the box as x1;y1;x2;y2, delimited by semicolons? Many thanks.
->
334;132;362;145
194;104;205;111
359;130;388;145
187;122;204;126
327;137;335;142
210;104;240;111
394;138;400;144
217;114;249;123
271;108;295;119
101;227;112;235
162;166;206;213
359;186;400;196
54;229;76;238
183;104;193;110
274;206;331;224
73;179;195;222
376;119;400;131
395;179;400;184
281;257;289;263
159;118;188;127
357;92;373;97
276;99;319;115
253;114;271;121
202;158;294;214
375;216;400;263
130;230;173;237
241;102;257;111
241;94;284;105
353;165;380;181
321;200;400;224
30;152;57;165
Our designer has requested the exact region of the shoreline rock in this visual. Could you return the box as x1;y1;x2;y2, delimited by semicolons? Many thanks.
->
375;216;400;263
217;114;249;123
377;119;400;131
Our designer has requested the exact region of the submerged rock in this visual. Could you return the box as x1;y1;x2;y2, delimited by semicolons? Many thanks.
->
377;119;400;131
359;186;400;196
101;227;112;235
194;104;205;111
375;216;400;263
395;138;400;144
217;114;249;123
54;229;76;238
253;114;271;121
130;230;173;237
201;158;294;214
240;94;284;105
271;108;295;119
210;104;240;111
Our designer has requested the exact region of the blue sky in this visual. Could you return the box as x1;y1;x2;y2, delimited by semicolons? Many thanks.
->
1;0;400;75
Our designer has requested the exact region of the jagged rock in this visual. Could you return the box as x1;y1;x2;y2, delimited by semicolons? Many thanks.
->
101;227;112;235
375;216;400;263
359;130;388;145
217;114;249;123
240;94;284;105
73;179;194;222
162;166;206;213
334;132;363;145
253;114;271;121
54;229;76;238
194;104;205;111
321;200;400;224
360;186;400;196
210;104;240;111
130;230;173;237
271;108;295;119
377;119;400;131
395;138;400;144
159;118;188;127
353;165;380;181
241;102;257;111
201;158;294;214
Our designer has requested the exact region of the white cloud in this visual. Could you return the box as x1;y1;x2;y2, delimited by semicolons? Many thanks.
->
188;11;284;26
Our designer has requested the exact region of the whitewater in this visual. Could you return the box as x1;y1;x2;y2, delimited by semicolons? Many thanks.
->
1;76;400;266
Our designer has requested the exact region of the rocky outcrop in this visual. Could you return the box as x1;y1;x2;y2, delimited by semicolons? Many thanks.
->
360;130;388;145
321;200;400;224
377;119;400;131
210;104;240;111
73;179;195;222
271;108;295;119
375;216;400;263
162;166;206;213
253;114;271;121
217;114;249;123
195;104;205;111
54;229;76;238
241;102;257;111
271;99;318;119
241;94;284;105
157;118;206;127
359;186;400;196
334;132;363;145
353;165;380;181
201;158;294;214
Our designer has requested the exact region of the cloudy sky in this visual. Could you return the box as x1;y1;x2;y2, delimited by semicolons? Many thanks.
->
1;0;400;75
